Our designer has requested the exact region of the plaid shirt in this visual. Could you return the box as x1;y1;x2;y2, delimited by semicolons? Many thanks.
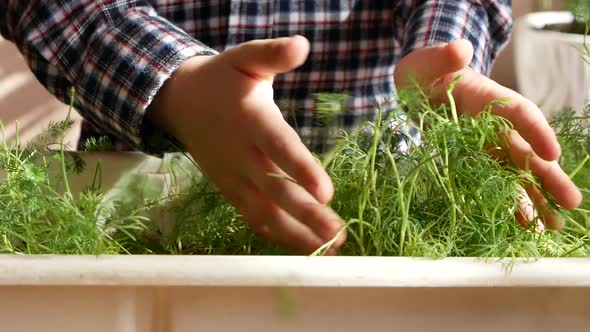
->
1;0;512;154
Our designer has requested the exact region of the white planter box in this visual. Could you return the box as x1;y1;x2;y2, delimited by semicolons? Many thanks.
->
515;11;590;117
2;153;590;331
1;255;590;332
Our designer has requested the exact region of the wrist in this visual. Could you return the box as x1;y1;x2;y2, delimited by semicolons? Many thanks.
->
147;55;212;143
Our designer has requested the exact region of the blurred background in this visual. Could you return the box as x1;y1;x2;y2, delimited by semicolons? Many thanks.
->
0;36;82;148
0;0;579;149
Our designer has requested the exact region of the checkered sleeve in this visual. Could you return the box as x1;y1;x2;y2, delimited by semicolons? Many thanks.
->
0;0;218;153
401;0;513;76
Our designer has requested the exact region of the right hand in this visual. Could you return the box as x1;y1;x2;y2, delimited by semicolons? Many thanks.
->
394;40;582;230
148;35;346;254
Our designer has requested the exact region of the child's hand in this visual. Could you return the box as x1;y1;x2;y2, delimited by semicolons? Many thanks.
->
149;35;345;254
394;40;583;229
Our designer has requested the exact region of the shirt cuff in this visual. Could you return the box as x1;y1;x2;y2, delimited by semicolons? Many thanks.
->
91;8;218;154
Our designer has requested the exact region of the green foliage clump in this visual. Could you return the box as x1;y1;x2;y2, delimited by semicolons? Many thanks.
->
1;84;590;257
323;89;590;258
0;96;151;254
549;106;590;254
0;142;150;254
160;82;590;258
166;179;286;255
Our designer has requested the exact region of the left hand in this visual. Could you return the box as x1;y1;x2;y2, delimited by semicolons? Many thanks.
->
394;39;583;230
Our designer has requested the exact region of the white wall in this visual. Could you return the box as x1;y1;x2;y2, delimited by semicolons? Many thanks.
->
490;0;566;90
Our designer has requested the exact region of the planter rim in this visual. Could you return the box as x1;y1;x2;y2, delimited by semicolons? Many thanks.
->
521;11;585;42
1;255;589;287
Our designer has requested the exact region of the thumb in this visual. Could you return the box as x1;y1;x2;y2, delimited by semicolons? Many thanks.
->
394;39;474;88
225;35;310;80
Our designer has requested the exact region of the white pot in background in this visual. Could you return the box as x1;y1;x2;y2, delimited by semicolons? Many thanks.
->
514;11;590;118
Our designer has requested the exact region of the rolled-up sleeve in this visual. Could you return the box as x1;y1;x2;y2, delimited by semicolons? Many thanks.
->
1;0;218;153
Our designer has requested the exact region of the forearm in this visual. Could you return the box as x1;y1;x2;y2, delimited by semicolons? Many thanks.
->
146;54;213;145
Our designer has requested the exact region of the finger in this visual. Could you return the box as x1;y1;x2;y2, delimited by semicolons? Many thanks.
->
248;146;346;245
524;183;565;231
502;130;582;209
453;69;560;161
250;104;335;204
226;35;310;80
394;39;474;88
227;177;339;255
515;185;544;232
516;185;536;226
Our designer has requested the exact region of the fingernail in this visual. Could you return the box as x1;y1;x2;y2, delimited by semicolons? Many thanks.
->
535;220;545;233
544;210;565;230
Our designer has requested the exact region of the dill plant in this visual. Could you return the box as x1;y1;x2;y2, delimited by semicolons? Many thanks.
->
0;90;153;254
318;84;588;257
1;81;589;257
160;80;590;258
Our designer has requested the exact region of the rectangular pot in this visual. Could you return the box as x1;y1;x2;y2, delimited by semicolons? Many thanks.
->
2;153;589;331
0;255;589;332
